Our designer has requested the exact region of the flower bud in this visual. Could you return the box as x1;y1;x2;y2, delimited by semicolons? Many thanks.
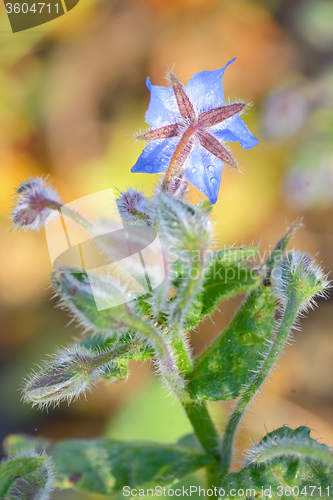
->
272;251;330;311
11;177;61;231
51;267;136;335
116;188;151;225
2;450;54;500
22;336;150;407
23;345;98;407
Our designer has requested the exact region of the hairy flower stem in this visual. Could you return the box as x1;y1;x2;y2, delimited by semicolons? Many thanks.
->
219;290;301;479
169;332;192;377
162;126;194;191
89;340;144;368
183;402;220;459
175;341;219;463
125;316;191;403
60;206;93;233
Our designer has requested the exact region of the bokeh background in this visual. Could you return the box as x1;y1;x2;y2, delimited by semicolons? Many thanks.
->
1;0;333;497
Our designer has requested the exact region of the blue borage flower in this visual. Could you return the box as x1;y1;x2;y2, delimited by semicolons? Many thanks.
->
131;58;258;204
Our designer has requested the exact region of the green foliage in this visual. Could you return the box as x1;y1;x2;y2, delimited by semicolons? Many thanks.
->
0;452;52;500
222;426;333;499
78;333;154;380
156;194;210;324
7;171;332;499
184;247;260;330
51;267;140;335
3;435;214;496
245;425;333;467
189;285;276;401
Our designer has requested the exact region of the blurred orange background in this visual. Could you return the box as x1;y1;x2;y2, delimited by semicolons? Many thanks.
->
1;0;333;498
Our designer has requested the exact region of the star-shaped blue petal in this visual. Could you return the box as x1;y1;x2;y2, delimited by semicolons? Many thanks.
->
132;59;258;204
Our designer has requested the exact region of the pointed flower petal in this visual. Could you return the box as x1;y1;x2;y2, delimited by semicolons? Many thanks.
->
185;58;236;114
145;77;181;128
184;144;223;205
131;139;178;174
212;115;259;150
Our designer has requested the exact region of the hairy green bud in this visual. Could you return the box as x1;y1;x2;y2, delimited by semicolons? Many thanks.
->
0;451;54;500
22;341;141;408
272;251;330;312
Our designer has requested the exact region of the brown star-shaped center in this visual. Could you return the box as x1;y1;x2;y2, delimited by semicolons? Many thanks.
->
138;72;245;188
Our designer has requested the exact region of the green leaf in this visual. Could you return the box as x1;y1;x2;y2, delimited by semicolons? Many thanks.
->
189;285;276;401
211;247;260;264
222;427;333;499
0;454;47;498
46;438;213;495
245;425;333;468
184;248;260;330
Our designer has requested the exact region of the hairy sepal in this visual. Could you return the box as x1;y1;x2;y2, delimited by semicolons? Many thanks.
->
52;267;189;401
22;344;118;408
0;450;54;500
272;250;330;312
155;194;210;325
51;267;144;336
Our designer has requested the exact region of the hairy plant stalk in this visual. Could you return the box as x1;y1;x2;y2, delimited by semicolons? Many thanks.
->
126;316;191;403
60;205;93;233
219;290;302;478
183;402;220;459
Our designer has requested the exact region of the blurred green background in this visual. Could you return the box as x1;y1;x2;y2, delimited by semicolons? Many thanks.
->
1;0;333;497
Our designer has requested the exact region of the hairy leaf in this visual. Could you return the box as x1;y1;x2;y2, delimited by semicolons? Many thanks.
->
0;454;48;498
189;286;276;401
184;248;260;330
3;435;214;495
222;427;333;499
47;439;213;494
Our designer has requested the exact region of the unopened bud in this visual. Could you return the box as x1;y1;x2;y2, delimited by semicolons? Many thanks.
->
51;267;135;335
23;345;99;407
23;336;148;407
272;251;330;311
116;188;151;225
1;450;54;500
11;177;61;231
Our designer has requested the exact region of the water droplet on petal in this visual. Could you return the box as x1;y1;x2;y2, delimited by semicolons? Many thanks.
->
210;177;217;184
191;167;197;173
207;165;214;172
